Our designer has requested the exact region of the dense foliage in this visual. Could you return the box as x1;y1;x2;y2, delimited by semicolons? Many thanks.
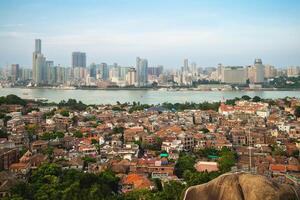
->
7;163;120;200
129;102;152;113
58;99;87;111
0;94;27;106
269;76;300;88
161;102;220;111
0;128;8;138
40;131;65;140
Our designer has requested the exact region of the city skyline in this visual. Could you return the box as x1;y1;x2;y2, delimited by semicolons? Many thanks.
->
0;0;300;68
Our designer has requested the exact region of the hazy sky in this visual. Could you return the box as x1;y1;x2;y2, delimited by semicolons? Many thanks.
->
0;0;300;68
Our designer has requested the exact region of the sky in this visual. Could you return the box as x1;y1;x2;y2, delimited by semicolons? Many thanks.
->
0;0;300;68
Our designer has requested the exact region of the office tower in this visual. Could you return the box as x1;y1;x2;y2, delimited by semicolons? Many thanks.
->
72;52;86;68
32;39;46;85
184;59;189;72
136;57;148;87
217;64;223;80
35;39;41;53
56;66;63;84
48;66;57;85
45;61;54;84
222;66;247;84
110;65;121;82
35;54;46;84
73;66;87;81
148;66;163;77
253;58;265;83
287;66;300;77
264;65;277;78
11;64;20;82
44;60;53;84
20;68;32;81
99;63;109;80
247;65;255;83
119;67;130;81
191;62;197;76
126;68;136;86
89;63;97;78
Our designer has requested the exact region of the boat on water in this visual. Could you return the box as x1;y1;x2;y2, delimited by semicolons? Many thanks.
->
34;97;48;102
158;88;167;91
23;92;29;95
56;86;76;90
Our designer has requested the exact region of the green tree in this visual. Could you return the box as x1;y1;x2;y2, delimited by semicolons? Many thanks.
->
241;95;251;100
0;129;8;138
91;138;98;145
174;154;196;178
217;148;236;172
60;109;69;117
0;94;27;106
252;96;261;102
199;128;209;134
73;130;83;138
294;106;300;118
159;181;185;200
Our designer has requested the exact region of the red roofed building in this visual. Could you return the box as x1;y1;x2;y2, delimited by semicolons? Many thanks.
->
120;173;154;193
195;161;219;172
269;164;287;173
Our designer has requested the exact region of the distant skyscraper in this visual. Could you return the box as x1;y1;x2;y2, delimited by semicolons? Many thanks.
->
184;59;189;72
126;68;136;86
136;57;148;87
253;58;265;83
20;68;32;81
148;66;163;77
287;66;300;77
99;63;109;80
35;39;41;53
264;64;277;78
32;39;46;85
222;66;247;84
45;61;54;84
72;52;86;68
35;54;46;84
89;63;97;78
11;64;19;82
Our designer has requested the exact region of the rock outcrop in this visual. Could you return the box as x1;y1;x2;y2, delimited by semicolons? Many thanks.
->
184;172;299;200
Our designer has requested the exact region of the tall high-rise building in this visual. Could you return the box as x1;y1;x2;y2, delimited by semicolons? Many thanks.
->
89;63;97;78
20;68;32;81
287;66;300;77
35;54;46;84
125;68;136;86
72;52;86;68
11;64;20;82
32;39;46;85
99;63;109;80
136;57;148;87
45;61;54;84
264;65;277;78
253;58;265;83
222;66;247;84
184;59;189;72
35;39;41;53
148;66;163;77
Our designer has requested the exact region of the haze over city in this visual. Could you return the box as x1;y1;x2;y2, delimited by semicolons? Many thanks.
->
0;0;300;68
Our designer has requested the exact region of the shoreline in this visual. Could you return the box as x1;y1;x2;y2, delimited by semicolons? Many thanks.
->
3;86;300;92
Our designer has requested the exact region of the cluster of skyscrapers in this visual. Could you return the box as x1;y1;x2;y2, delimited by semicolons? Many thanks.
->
28;39;153;87
174;58;299;86
2;39;300;88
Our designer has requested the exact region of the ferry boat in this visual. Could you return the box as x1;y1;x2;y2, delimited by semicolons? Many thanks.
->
34;97;48;102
